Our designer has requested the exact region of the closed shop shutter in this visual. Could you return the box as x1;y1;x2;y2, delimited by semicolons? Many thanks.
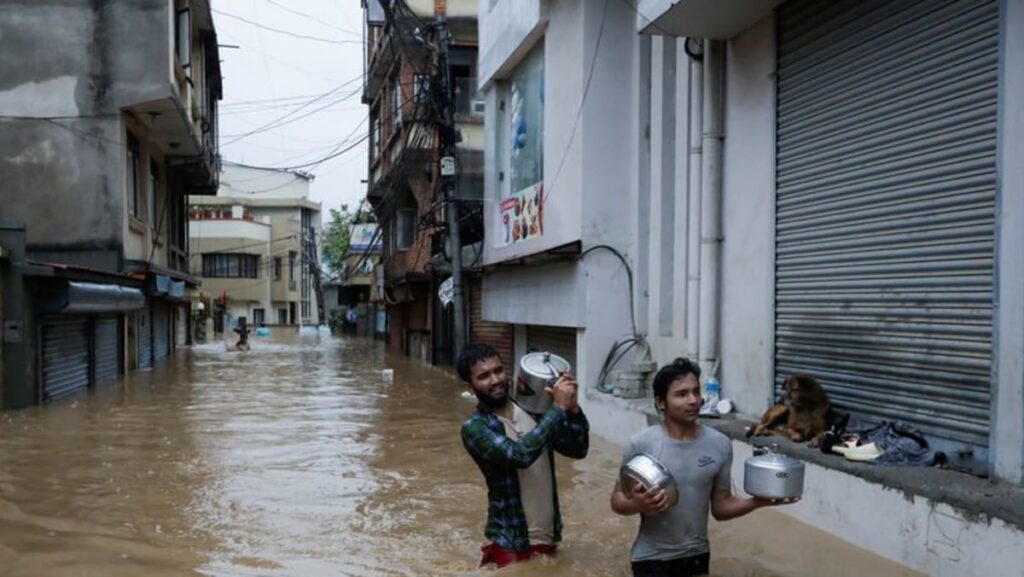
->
41;317;91;401
774;0;998;463
153;301;170;361
176;305;187;347
93;316;121;385
138;307;153;369
470;279;514;367
526;325;577;373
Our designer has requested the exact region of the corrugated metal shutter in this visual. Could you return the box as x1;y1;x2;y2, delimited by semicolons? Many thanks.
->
93;316;121;384
41;317;91;401
137;307;153;369
153;301;170;361
526;325;577;373
470;279;514;367
774;0;998;458
176;306;187;347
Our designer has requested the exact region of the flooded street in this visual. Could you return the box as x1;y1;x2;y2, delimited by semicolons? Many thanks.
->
0;334;923;577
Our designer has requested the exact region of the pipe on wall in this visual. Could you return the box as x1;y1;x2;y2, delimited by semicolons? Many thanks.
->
685;47;704;358
697;39;724;376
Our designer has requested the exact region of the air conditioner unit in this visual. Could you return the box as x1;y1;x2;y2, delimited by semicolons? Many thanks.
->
366;0;385;25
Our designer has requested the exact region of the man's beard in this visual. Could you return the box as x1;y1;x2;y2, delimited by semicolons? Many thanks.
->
475;381;510;409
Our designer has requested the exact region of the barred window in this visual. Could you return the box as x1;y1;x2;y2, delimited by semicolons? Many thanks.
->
202;253;259;278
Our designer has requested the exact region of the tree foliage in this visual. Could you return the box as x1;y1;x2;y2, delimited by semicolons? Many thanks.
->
322;202;376;279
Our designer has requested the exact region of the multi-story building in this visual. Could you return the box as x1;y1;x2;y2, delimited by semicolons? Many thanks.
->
189;163;322;331
478;0;1024;574
323;223;385;337
0;0;221;408
362;0;510;365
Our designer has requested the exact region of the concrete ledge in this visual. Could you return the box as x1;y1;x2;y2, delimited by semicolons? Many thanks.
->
584;390;1024;577
586;390;1024;531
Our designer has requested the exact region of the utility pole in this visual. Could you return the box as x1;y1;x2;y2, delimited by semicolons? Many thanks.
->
434;15;466;357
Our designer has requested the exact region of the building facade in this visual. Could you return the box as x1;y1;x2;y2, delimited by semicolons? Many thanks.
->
363;0;510;365
0;0;222;408
189;164;323;332
479;0;1024;574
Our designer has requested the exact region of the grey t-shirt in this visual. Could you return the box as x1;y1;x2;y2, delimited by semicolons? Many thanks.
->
621;424;733;562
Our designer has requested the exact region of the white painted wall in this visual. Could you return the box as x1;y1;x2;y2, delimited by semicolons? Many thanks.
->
994;0;1024;484
478;0;544;88
219;165;312;199
718;16;776;416
187;219;271;243
729;441;1024;577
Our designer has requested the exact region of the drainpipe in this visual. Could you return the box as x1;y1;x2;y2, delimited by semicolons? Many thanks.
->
697;39;724;376
685;47;703;359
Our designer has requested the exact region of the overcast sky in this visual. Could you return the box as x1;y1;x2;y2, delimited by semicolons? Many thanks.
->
212;1;367;216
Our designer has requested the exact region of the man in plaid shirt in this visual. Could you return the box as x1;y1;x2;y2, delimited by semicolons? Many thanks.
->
459;344;590;568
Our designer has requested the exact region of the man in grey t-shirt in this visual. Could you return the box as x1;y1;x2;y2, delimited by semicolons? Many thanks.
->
611;358;797;577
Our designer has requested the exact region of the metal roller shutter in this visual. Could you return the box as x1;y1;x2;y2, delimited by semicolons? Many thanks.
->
93;316;121;384
526;325;577;374
41;317;91;401
153;301;170;361
774;0;998;462
138;307;153;369
176;306;187;347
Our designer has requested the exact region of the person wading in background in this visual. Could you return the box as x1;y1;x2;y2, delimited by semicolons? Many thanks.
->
459;344;590;569
610;358;797;577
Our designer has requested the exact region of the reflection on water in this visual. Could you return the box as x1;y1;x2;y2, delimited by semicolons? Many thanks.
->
0;333;923;576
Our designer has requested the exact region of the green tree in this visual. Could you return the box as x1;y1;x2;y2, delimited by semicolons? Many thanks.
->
321;202;376;279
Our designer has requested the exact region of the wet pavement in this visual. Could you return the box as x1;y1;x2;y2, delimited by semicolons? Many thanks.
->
0;333;925;576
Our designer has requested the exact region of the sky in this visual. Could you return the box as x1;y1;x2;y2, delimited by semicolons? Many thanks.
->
211;0;368;216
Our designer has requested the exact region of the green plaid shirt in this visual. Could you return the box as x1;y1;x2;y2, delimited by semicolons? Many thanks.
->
461;403;590;552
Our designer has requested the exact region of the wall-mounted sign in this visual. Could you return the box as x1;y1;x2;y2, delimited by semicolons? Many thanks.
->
438;276;454;307
497;182;543;247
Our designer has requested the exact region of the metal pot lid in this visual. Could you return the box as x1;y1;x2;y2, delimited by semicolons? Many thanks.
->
520;352;571;379
747;452;805;471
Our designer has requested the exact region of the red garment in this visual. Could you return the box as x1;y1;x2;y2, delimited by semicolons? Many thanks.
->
479;543;557;568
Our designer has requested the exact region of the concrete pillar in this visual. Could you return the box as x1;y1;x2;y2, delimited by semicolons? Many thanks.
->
0;223;32;409
993;0;1024;484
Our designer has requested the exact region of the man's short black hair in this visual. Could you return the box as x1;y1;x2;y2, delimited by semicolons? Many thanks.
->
652;357;701;400
457;344;501;382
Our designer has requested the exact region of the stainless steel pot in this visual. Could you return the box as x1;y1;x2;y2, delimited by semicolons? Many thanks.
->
619;454;679;509
743;446;805;499
516;352;571;414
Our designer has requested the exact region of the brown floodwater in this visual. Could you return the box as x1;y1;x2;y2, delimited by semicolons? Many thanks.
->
0;333;925;577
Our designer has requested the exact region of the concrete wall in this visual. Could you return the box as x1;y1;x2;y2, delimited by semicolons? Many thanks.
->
728;440;1024;577
478;0;544;87
0;0;179;271
718;16;776;416
219;165;312;199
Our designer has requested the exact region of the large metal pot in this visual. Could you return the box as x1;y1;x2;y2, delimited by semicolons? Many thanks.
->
743;447;805;499
619;454;679;509
516;352;571;414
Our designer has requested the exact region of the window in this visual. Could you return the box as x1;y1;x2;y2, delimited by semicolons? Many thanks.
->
414;74;431;105
175;8;191;69
503;44;544;196
253;308;265;326
371;106;382;161
149;161;160;230
127;133;141;218
301;301;310;318
392;78;402;130
273;256;282;280
201;253;259;278
289;251;297;289
451;65;477;116
396;208;415;250
278;308;288;324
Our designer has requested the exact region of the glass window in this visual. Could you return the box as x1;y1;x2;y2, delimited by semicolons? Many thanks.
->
127;134;141;218
201;253;259;278
149;161;159;229
507;45;544;195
